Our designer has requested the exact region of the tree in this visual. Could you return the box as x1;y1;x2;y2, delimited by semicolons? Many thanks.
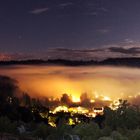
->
73;122;101;140
130;129;140;140
0;116;17;139
61;94;72;105
98;137;113;140
0;76;19;103
104;107;118;130
18;106;33;122
110;131;128;140
104;100;140;130
80;93;90;108
21;93;31;107
34;123;54;140
55;124;72;140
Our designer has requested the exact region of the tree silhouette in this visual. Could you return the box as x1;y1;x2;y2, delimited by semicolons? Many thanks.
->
61;93;72;105
0;75;19;103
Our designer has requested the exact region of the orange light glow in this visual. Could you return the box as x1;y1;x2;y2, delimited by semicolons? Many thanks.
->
90;99;95;103
69;107;89;114
72;96;80;103
102;96;111;101
109;99;121;110
1;65;140;103
53;106;68;114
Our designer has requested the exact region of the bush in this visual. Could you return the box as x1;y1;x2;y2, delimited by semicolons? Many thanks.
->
131;129;140;140
98;137;113;140
0;116;17;134
34;123;54;139
111;131;128;140
73;122;101;139
101;126;112;137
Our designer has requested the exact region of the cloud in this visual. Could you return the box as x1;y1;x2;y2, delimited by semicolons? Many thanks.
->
41;48;120;61
58;2;73;8
0;52;38;61
0;53;11;61
124;38;134;44
109;47;140;55
45;40;140;60
30;7;49;15
1;40;140;61
85;12;98;16
85;2;108;16
98;7;108;12
97;29;110;34
29;3;73;16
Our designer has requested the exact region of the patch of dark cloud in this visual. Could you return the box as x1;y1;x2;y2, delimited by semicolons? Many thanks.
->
46;48;105;61
49;46;140;61
1;41;140;61
52;48;102;53
109;47;140;55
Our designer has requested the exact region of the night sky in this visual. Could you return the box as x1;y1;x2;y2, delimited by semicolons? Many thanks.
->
1;0;140;60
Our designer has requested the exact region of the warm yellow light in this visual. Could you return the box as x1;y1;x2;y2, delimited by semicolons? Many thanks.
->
53;106;68;114
95;94;99;98
68;118;75;125
48;116;56;127
48;122;56;127
90;99;95;103
39;112;48;118
102;96;111;101
109;99;120;110
72;96;80;103
88;112;96;118
69;107;89;114
93;107;104;114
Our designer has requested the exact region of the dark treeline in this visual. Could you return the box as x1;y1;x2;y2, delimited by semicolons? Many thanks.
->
1;57;140;67
1;75;140;140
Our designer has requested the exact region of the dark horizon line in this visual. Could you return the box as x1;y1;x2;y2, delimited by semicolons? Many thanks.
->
0;57;140;67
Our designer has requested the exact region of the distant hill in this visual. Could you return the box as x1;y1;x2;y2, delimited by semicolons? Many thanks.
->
0;57;140;67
